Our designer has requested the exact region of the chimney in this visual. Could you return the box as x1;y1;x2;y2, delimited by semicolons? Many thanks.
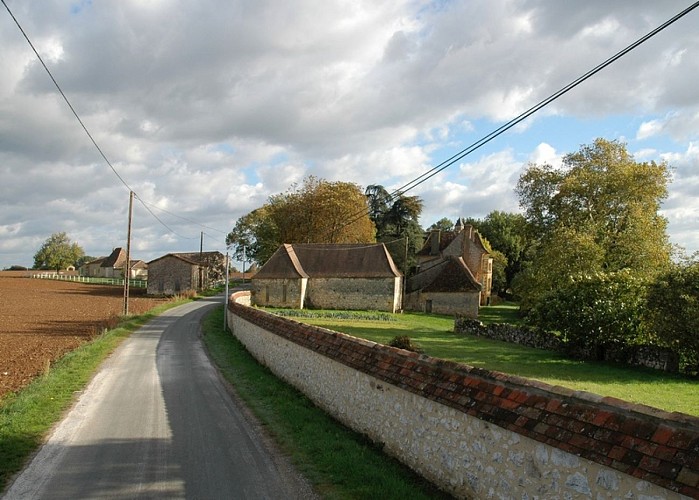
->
431;230;441;256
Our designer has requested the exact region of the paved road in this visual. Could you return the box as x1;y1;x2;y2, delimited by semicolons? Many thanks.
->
3;296;314;499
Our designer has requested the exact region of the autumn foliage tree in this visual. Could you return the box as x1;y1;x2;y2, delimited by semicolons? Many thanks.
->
227;176;376;266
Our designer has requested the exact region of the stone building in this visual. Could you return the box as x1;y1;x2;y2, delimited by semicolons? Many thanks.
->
80;247;147;279
147;251;224;295
405;219;492;317
251;243;403;313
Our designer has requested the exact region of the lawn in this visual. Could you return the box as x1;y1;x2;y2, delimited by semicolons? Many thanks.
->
272;306;699;417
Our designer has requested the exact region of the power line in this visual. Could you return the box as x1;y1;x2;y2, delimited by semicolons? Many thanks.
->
1;0;228;242
137;198;229;235
325;0;699;238
390;0;699;197
2;0;133;193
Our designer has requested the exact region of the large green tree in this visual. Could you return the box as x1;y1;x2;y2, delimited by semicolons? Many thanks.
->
514;138;671;309
227;177;376;266
33;232;84;271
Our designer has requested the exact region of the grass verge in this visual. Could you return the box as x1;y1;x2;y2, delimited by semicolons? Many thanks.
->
283;309;699;416
202;306;451;500
0;298;189;490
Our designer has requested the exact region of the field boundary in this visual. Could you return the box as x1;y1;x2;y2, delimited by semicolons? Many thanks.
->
30;273;147;288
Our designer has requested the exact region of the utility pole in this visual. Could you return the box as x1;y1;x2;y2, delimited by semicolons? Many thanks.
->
242;245;246;282
224;251;229;331
402;235;408;311
199;231;204;290
123;190;133;316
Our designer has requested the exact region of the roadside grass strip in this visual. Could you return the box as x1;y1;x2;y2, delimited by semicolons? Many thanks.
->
202;306;451;500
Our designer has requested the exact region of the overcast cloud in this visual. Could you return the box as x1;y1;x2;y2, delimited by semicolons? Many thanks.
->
1;0;698;268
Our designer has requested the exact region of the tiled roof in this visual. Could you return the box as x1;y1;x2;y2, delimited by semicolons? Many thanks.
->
254;243;401;279
416;231;458;256
101;248;126;268
420;256;481;293
147;251;223;266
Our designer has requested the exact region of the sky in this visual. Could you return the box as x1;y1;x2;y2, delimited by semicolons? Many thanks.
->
1;0;698;270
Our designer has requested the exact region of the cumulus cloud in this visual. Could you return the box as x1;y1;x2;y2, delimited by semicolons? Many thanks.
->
2;0;699;267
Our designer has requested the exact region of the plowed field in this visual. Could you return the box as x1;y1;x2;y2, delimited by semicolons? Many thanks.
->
0;271;167;398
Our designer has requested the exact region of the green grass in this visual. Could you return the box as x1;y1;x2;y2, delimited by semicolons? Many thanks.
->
0;298;189;490
282;307;699;417
477;301;522;325
202;307;450;500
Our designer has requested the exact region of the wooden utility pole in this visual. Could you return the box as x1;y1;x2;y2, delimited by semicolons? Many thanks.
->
402;235;408;311
224;251;229;330
123;190;134;316
199;231;204;290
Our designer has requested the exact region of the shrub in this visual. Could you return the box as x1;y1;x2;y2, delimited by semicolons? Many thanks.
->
528;270;649;359
646;261;699;375
388;335;422;353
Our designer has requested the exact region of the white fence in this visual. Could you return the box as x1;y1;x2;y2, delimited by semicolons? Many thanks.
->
30;273;147;288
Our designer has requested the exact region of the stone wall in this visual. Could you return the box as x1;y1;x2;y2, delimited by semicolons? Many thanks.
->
455;318;680;373
405;290;480;317
147;256;197;295
455;317;565;352
227;292;698;499
251;277;305;309
305;277;401;313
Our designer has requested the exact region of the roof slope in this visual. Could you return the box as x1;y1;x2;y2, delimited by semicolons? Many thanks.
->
416;231;458;256
254;243;401;279
252;244;309;279
147;251;223;266
419;256;482;293
101;248;126;268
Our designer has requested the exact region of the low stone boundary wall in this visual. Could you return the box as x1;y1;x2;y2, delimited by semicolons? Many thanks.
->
455;317;680;373
227;292;698;499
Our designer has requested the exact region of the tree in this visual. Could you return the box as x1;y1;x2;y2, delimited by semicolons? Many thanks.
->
33;232;84;271
475;211;528;291
529;270;649;358
227;177;376;266
226;206;280;266
364;185;424;274
645;260;699;374
427;217;454;232
514;138;672;310
516;138;671;278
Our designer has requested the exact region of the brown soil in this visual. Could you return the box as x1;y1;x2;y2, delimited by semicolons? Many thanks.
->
0;271;168;398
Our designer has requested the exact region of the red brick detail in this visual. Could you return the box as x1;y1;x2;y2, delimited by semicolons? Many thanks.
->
229;301;699;495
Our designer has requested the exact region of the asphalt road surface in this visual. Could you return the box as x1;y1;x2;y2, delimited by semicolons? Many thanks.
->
3;296;315;499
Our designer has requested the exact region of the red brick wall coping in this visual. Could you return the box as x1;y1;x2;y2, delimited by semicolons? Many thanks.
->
228;297;699;497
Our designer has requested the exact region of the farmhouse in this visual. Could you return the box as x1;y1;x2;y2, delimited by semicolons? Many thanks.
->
405;219;492;317
251;243;403;313
80;247;148;279
147;251;225;295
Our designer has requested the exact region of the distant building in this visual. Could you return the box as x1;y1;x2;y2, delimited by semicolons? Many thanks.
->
147;251;225;295
405;219;492;317
251;243;403;313
80;247;147;279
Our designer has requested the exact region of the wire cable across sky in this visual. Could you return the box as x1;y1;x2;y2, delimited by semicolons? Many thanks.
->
329;0;699;238
4;0;699;249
